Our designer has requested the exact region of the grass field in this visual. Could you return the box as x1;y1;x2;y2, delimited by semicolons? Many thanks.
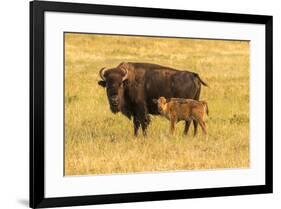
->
64;33;250;175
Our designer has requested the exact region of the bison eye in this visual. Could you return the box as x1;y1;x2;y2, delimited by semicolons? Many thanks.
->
98;80;106;88
123;80;128;86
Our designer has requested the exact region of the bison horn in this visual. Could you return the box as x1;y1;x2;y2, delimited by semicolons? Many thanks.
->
99;67;107;81
121;67;129;81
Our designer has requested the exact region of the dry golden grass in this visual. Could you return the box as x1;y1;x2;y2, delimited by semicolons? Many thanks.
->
64;33;249;175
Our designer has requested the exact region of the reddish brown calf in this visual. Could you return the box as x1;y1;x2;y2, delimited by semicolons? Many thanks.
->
153;97;209;136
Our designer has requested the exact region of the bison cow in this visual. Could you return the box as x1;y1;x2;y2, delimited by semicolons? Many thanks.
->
98;62;207;136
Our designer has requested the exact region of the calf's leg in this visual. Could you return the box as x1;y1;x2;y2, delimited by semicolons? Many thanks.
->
184;120;191;135
198;119;207;136
193;120;198;136
170;118;176;135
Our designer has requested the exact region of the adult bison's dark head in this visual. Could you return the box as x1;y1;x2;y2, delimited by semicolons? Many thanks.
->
98;66;129;113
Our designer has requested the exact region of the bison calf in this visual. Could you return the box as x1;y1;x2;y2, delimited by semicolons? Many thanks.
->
153;97;209;136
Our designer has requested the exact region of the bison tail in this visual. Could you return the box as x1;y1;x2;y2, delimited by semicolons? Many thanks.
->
193;73;208;87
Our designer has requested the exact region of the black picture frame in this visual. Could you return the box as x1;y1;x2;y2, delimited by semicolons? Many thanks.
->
30;0;273;208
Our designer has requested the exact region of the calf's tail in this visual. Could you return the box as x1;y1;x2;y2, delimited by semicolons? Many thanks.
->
202;101;209;116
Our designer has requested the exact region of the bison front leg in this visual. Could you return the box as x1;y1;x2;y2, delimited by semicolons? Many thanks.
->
133;116;141;136
140;114;150;137
133;103;150;137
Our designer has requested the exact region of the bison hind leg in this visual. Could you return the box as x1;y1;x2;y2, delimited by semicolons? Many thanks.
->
192;85;201;137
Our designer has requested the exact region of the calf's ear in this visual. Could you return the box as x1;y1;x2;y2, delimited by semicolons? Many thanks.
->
152;99;158;104
98;80;106;88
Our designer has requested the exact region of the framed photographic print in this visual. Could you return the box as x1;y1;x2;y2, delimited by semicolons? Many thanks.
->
30;0;273;208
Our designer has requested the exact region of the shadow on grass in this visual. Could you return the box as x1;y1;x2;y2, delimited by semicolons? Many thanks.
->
17;199;29;207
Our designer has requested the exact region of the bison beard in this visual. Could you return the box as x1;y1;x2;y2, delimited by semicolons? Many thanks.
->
98;62;207;137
